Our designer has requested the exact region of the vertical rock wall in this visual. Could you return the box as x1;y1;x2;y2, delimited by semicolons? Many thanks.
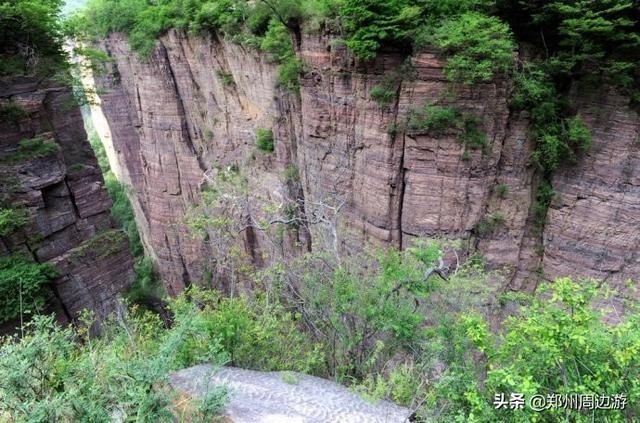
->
93;29;640;294
0;76;135;324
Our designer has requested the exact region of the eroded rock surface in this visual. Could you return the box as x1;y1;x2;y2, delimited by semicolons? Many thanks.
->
170;365;412;423
0;76;134;326
93;29;640;294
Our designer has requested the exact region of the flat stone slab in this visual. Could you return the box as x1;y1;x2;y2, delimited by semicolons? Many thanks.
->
170;365;412;423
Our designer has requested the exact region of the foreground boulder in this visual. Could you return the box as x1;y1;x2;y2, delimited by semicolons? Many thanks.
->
170;365;412;423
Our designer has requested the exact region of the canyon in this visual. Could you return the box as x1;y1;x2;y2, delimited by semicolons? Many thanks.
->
90;28;640;298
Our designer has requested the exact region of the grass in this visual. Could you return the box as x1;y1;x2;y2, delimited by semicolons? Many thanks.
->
0;137;61;164
70;229;129;260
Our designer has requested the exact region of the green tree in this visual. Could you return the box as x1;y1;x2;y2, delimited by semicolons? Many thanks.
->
432;278;640;422
432;12;515;84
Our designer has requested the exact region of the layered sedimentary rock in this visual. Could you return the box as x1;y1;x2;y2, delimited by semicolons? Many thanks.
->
0;76;134;324
93;28;640;293
544;84;640;291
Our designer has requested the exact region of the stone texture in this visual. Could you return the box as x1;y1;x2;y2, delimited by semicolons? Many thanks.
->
93;29;640;294
170;365;412;423
0;76;134;325
544;84;640;294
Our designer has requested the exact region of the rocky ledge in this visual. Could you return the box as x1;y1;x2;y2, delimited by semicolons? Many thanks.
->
170;365;412;423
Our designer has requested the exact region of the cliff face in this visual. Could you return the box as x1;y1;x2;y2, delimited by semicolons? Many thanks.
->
93;29;640;293
0;76;135;324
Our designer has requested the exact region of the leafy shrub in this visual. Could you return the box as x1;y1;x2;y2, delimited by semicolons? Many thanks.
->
475;212;506;236
457;113;486;148
369;62;416;108
0;305;229;422
169;287;324;374
1;137;61;164
340;0;423;61
0;102;27;122
216;71;235;87
431;278;640;422
370;85;397;108
67;163;84;173
261;240;445;380
514;65;592;175
284;164;300;183
0;207;30;237
277;56;302;93
432;12;515;84
255;128;275;152
495;184;509;199
0;255;57;323
260;19;293;63
532;182;555;232
0;0;67;76
408;103;486;148
204;128;214;141
502;0;640;87
354;362;423;405
408;104;460;134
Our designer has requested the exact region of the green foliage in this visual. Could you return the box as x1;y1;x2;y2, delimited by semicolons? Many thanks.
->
457;113;486;148
0;207;31;237
67;163;84;173
204;128;215;141
0;137;61;164
193;387;229;422
0;0;67;76
284;164;300;183
353;362;422;406
261;240;444;380
369;61;416;108
216;71;235;87
255;128;275;152
0;103;28;123
169;287;324;373
504;0;640;87
533;181;556;232
339;0;423;61
495;183;509;199
408;104;460;135
432;278;640;422
513;65;592;175
475;212;506;237
0;306;229;422
277;56;302;93
432;12;515;84
370;85;397;108
407;103;487;148
70;229;129;259
0;256;58;323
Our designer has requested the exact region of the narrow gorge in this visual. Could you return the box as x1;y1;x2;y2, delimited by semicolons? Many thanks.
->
2;0;640;421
